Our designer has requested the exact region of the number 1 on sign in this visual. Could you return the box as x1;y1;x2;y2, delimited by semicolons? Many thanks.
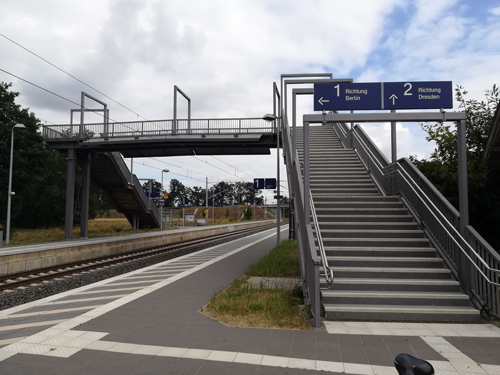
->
334;84;340;97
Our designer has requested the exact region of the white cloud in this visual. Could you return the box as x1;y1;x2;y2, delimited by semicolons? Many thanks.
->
491;6;500;16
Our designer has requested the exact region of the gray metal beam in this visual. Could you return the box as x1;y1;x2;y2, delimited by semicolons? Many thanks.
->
304;111;466;123
80;152;91;238
173;85;191;135
292;88;313;161
273;82;281;246
64;147;76;239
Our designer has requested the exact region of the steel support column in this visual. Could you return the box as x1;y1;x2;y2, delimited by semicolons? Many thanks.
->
457;118;471;292
304;121;310;228
80;152;91;238
391;109;397;163
274;82;281;246
64;147;76;239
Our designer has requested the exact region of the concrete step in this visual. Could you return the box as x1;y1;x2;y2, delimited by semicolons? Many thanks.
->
321;238;431;247
321;290;471;307
311;181;374;186
325;256;443;268
323;246;435;257
311;188;380;194
317;215;413;222
312;196;399;202
323;304;480;322
329;266;450;279
309;173;370;179
320;278;462;292
312;181;376;188
319;229;425;239
314;201;404;209
316;208;409;216
318;222;419;230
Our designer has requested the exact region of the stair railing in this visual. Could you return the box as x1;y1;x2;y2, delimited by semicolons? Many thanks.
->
310;191;334;287
108;152;161;227
281;112;323;328
332;122;500;317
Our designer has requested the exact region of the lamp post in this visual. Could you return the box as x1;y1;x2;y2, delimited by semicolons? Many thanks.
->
263;113;281;246
161;169;169;230
6;124;26;245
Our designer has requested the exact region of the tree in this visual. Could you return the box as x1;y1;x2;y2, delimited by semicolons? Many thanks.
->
413;84;500;250
244;207;253;220
166;179;188;207
0;82;110;234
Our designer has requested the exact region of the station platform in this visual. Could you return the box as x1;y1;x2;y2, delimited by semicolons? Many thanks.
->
0;220;274;276
1;226;500;375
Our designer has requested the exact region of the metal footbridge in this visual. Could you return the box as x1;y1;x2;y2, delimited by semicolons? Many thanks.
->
43;112;278;237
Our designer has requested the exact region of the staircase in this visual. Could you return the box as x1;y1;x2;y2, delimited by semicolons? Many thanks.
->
89;152;160;229
295;124;480;321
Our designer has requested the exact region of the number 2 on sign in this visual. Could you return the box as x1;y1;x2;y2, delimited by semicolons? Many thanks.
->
404;83;412;96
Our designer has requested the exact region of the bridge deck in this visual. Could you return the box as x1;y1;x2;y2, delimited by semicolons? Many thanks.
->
43;117;278;157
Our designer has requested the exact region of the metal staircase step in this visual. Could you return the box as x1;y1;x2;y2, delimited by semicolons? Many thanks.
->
320;277;462;292
321;290;471;306
325;256;443;268
317;215;414;222
329;266;450;279
323;304;480;321
322;238;431;247
320;229;425;239
323;246;436;257
316;208;409;215
319;222;419;230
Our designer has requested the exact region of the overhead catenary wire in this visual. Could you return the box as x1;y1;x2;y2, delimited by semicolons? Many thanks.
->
1;32;270;182
0;68;120;123
0;67;256;186
0;33;150;122
1;34;282;191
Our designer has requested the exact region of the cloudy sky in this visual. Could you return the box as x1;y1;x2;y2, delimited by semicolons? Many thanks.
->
1;0;500;202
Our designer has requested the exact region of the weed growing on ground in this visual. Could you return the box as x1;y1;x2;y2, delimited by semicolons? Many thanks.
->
246;239;300;278
203;240;308;329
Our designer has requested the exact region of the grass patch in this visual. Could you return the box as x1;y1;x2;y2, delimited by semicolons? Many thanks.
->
246;239;300;278
202;239;309;330
5;219;161;246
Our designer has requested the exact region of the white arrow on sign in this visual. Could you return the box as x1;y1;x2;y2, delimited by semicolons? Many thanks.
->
389;94;398;105
318;97;330;106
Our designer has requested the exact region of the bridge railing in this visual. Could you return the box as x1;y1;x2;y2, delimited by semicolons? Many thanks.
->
42;118;275;140
332;122;500;317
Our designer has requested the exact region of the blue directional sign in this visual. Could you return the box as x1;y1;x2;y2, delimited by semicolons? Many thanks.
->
314;83;382;111
265;178;276;190
253;178;264;190
314;81;453;111
146;192;160;198
159;199;166;203
383;81;453;110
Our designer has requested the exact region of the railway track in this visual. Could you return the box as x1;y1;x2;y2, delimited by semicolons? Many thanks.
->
0;223;278;293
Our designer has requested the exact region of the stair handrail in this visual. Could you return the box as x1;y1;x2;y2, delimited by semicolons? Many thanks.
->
332;121;500;316
281;111;322;328
108;152;161;226
309;190;334;286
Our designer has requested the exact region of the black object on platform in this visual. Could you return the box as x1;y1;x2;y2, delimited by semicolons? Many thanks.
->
394;353;434;375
